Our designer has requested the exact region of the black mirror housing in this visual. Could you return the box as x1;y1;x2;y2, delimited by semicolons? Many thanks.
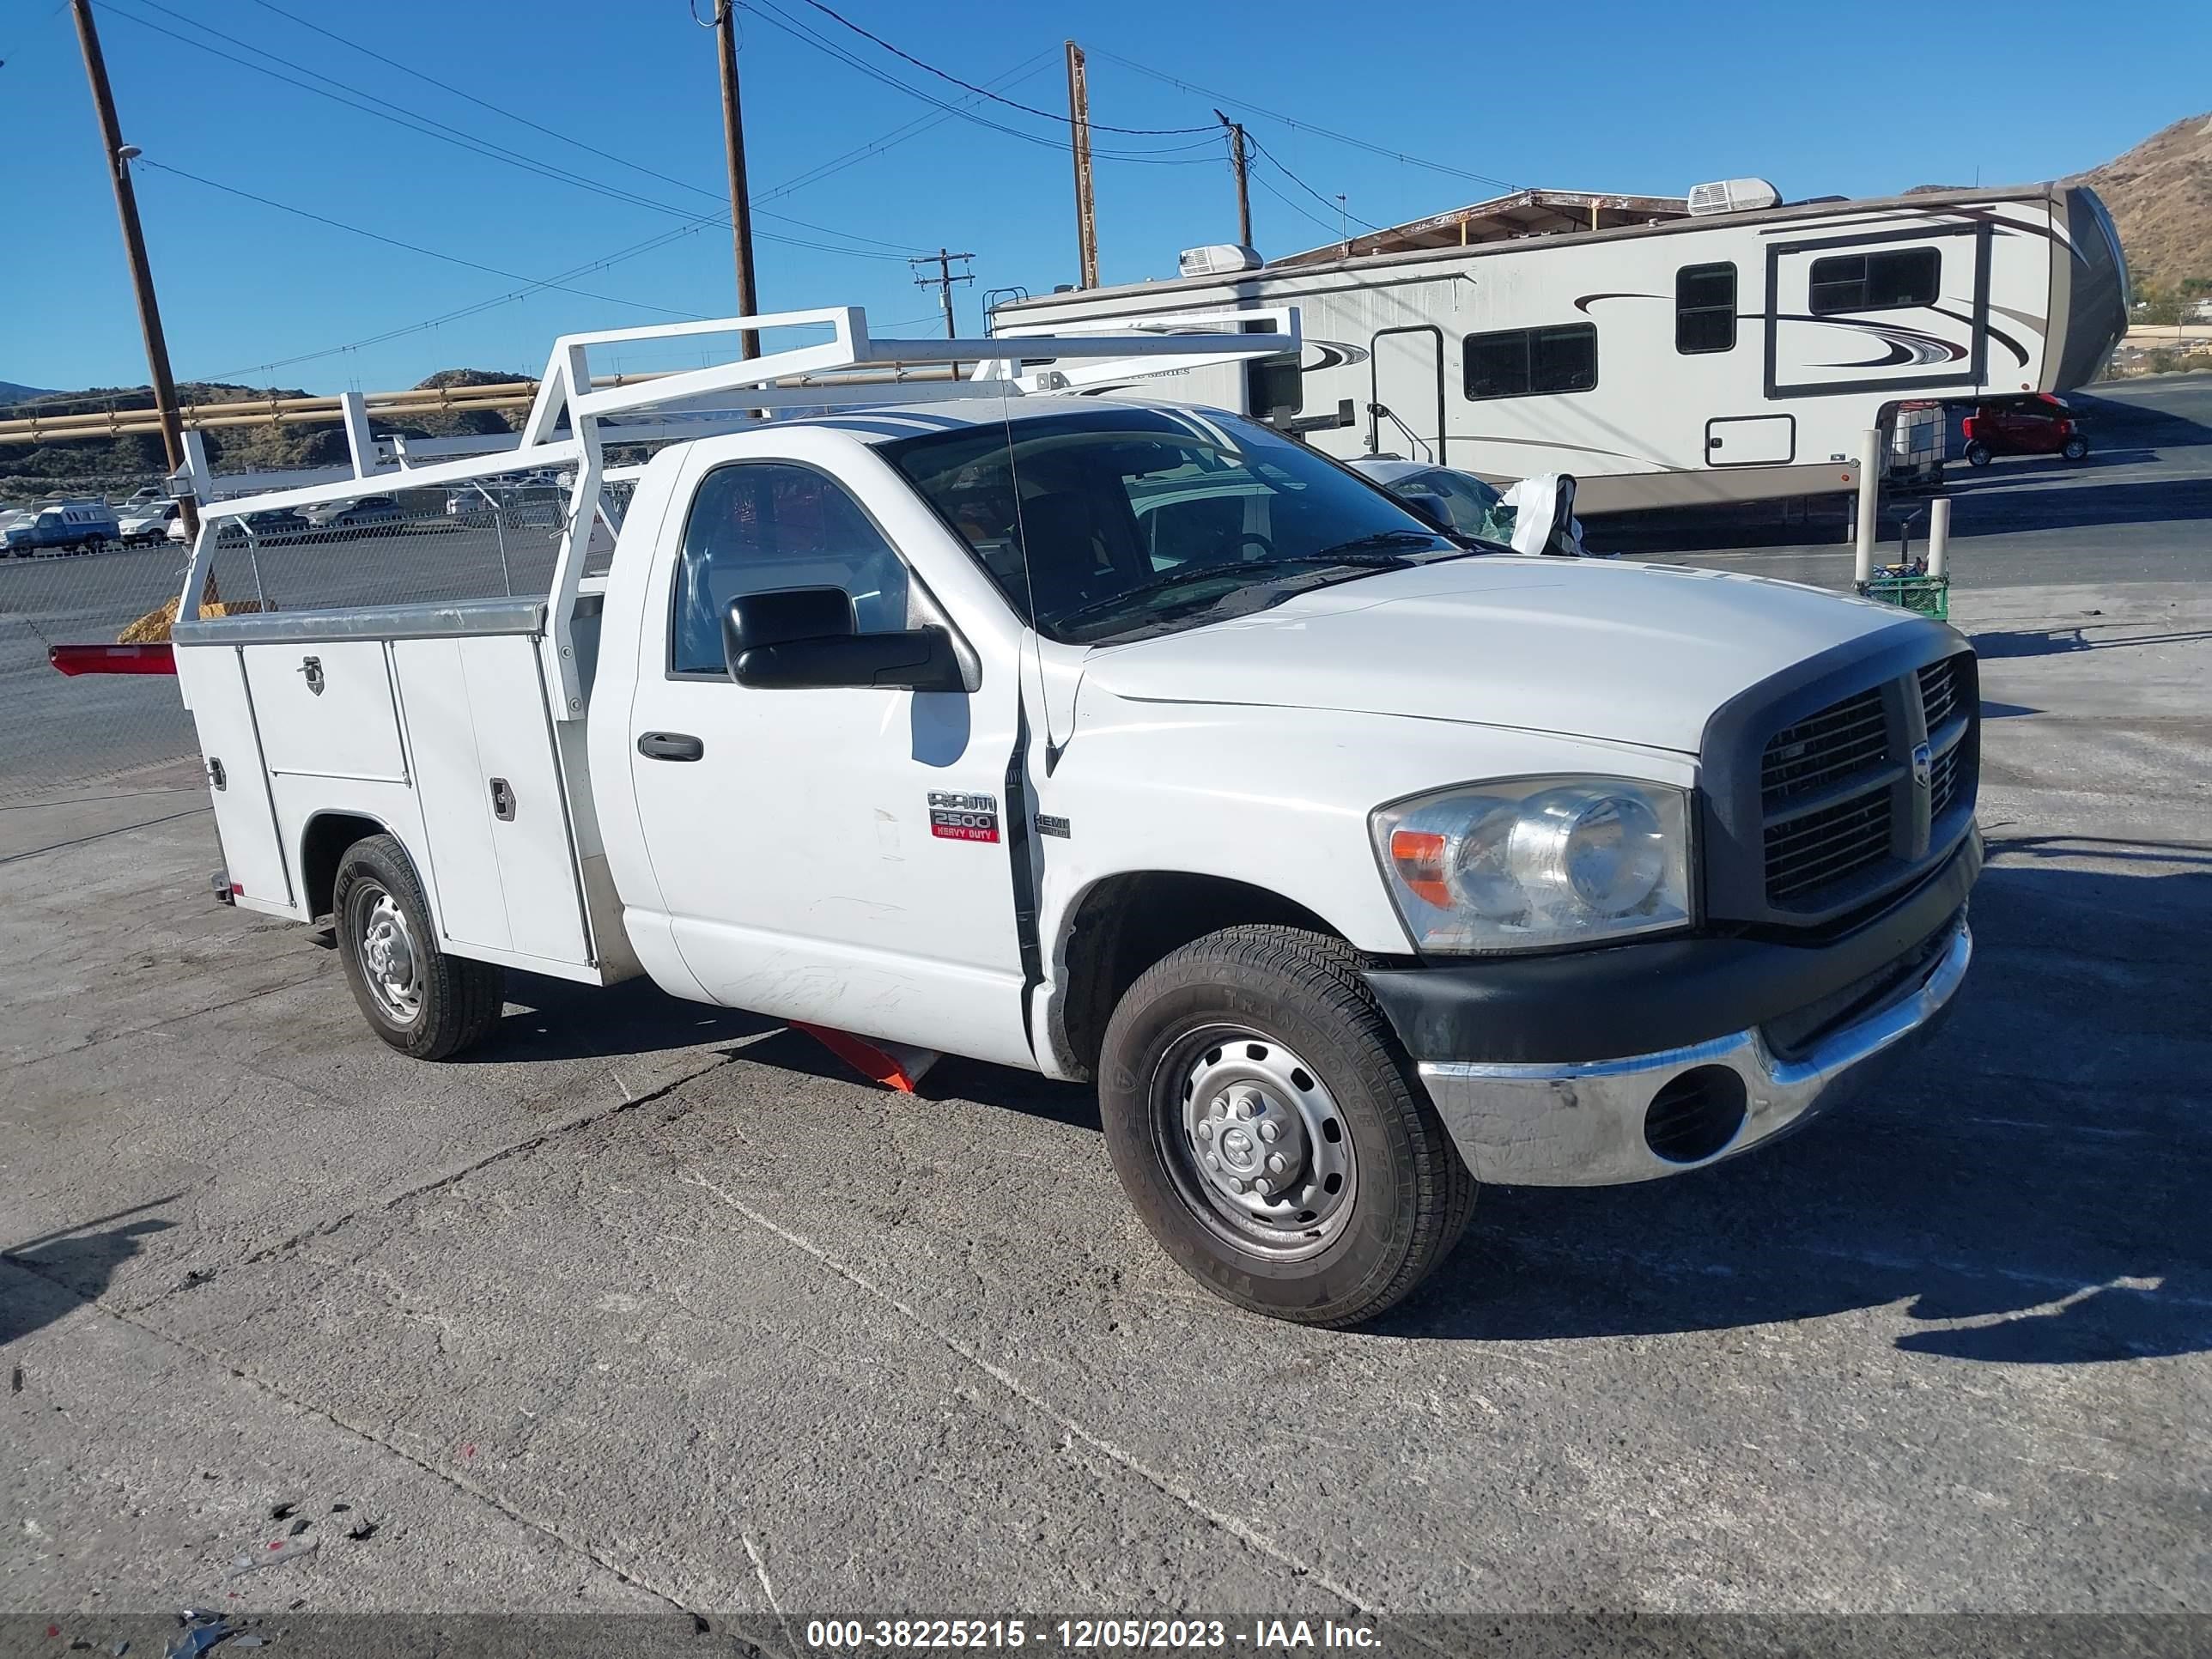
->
723;591;963;691
731;625;967;692
1396;490;1453;532
723;587;853;666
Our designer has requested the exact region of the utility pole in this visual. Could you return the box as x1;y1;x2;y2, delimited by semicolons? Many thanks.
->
909;249;975;339
69;0;196;538
1065;40;1098;289
1214;110;1251;248
714;0;761;358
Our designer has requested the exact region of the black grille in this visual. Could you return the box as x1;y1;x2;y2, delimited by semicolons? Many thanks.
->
1917;658;1960;732
1760;687;1887;803
1929;745;1961;818
1765;791;1892;901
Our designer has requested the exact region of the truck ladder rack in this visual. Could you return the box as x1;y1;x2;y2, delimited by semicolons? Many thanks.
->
170;304;1301;722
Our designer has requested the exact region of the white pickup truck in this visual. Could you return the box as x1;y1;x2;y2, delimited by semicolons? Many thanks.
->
157;308;1978;1327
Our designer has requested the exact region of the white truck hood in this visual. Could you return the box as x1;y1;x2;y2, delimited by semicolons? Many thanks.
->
1081;557;1914;756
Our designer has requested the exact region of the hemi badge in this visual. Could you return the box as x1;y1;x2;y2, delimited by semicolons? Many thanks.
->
1035;814;1071;839
927;791;1000;843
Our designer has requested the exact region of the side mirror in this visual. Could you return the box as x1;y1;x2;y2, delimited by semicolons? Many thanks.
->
1396;489;1453;532
724;590;966;692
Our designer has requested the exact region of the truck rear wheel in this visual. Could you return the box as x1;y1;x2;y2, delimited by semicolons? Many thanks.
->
1097;925;1474;1327
333;833;504;1060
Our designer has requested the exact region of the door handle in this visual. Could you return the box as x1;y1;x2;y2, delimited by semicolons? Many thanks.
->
636;731;704;762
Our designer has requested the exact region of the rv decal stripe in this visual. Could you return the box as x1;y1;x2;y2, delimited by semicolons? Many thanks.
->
1929;305;2033;367
1571;292;1663;313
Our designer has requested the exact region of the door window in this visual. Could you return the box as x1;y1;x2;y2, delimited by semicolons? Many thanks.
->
670;462;912;675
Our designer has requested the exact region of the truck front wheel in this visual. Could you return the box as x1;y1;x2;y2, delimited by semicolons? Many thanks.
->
1097;925;1474;1327
333;834;504;1060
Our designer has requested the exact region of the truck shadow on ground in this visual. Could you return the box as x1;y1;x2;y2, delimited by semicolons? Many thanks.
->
1382;846;2212;1360
468;972;778;1064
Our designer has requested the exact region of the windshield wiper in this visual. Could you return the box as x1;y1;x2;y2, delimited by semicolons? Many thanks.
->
1052;553;1414;629
1307;529;1454;558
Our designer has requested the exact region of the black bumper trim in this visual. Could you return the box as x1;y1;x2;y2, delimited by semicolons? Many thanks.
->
1364;830;1981;1065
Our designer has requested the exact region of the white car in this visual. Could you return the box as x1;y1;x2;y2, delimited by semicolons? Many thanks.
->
118;499;181;547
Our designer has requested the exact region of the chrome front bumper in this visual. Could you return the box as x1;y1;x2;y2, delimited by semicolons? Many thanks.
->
1417;920;1972;1187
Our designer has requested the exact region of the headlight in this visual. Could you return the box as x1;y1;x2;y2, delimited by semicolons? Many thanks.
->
1372;777;1692;953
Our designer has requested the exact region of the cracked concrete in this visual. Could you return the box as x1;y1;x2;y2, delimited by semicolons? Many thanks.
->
4;381;2210;1631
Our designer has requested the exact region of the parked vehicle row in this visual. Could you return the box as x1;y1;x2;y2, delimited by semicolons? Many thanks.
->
4;500;120;557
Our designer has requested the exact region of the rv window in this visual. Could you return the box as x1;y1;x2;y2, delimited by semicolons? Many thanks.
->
1462;324;1597;400
1675;263;1737;354
1808;246;1942;315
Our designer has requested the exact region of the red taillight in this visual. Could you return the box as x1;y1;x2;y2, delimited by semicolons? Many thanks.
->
49;642;176;676
1389;829;1451;908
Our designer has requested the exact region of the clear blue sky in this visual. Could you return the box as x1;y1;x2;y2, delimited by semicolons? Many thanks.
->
3;0;2206;396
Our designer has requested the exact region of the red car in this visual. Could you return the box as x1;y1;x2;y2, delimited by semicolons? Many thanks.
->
1961;393;2089;465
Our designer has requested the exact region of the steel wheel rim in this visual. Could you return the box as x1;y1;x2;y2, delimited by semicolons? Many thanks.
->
1151;1024;1358;1262
356;884;422;1026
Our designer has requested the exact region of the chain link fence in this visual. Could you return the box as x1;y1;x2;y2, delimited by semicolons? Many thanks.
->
0;474;628;805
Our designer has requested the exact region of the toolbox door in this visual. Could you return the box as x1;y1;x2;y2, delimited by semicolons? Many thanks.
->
179;643;293;908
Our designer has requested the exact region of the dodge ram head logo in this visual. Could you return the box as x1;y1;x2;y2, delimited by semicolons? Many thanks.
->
1911;742;1933;791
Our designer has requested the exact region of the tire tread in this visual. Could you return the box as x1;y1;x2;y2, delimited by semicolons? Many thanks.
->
1105;923;1474;1328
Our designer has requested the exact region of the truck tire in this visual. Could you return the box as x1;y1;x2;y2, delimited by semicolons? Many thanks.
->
1964;440;1991;466
332;833;504;1060
2062;435;2089;461
1097;925;1475;1327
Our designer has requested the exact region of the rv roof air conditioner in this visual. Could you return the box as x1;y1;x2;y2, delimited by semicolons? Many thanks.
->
1178;244;1265;276
1687;178;1782;216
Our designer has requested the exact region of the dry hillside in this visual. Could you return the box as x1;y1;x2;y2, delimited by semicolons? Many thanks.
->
2072;110;2212;290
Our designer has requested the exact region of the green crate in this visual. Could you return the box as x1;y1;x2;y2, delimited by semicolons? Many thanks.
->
1856;571;1949;620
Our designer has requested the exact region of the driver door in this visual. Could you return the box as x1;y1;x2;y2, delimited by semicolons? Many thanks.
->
623;452;1035;1068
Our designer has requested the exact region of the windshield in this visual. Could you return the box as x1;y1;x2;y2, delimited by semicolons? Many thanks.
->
881;405;1469;645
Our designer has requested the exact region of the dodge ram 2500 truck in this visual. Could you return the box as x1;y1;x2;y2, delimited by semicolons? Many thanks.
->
151;308;1978;1327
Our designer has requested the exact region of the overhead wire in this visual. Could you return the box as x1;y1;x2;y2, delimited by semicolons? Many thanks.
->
137;160;708;318
236;0;925;255
100;0;921;260
1244;133;1384;234
194;223;710;382
1087;46;1522;194
735;0;1218;165
785;0;1213;136
163;33;1060;382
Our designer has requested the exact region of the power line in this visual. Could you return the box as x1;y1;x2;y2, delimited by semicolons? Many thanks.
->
173;48;1066;387
1087;46;1521;194
1249;168;1339;238
735;0;1218;165
1245;135;1383;234
237;0;924;256
194;224;708;382
137;159;708;319
100;0;921;261
755;50;1058;199
787;0;1213;136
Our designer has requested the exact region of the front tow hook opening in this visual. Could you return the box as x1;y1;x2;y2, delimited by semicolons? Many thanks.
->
1643;1065;1749;1164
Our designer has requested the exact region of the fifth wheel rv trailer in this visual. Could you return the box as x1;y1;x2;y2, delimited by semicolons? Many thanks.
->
989;182;2129;514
